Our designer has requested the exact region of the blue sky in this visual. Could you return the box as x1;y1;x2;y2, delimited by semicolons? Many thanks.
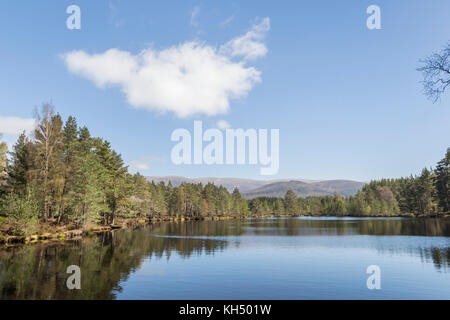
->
0;0;449;181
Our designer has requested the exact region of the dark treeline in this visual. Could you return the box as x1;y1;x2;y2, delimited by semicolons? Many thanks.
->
249;149;449;217
0;104;449;237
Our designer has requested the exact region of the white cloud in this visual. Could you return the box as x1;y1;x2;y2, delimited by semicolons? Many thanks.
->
0;116;35;135
62;18;270;118
220;17;270;61
217;120;231;129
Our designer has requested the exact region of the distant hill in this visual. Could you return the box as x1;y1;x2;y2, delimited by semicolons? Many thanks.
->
242;180;366;199
146;176;301;193
306;180;367;197
146;176;365;198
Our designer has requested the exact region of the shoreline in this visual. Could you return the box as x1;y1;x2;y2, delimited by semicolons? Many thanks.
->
0;213;448;247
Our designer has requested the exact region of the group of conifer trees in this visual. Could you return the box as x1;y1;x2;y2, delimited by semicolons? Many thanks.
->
0;105;448;236
0;105;250;235
249;149;449;217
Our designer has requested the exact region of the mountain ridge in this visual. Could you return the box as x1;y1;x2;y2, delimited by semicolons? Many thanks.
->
145;176;366;198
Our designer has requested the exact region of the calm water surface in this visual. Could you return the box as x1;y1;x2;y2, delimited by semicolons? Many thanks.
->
0;217;449;299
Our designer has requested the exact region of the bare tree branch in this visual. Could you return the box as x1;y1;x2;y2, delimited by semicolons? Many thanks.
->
417;42;450;103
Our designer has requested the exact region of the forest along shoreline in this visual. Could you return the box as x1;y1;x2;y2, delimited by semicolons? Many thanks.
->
1;213;448;247
0;105;449;247
0;214;238;246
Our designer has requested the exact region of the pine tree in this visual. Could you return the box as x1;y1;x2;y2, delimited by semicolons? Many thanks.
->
434;148;449;213
250;198;262;214
284;190;297;214
67;127;106;226
6;132;31;195
273;198;284;215
95;140;129;224
415;168;436;215
131;173;152;218
203;183;217;215
333;192;347;216
176;184;187;216
232;188;243;215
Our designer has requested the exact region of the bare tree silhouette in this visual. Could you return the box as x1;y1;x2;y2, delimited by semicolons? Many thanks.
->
418;42;450;102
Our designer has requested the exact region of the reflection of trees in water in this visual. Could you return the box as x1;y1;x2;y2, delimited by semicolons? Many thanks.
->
419;247;450;272
153;220;248;238
368;243;450;272
242;219;450;271
240;218;450;237
0;219;449;299
355;219;450;237
0;222;234;300
244;219;368;236
156;219;450;272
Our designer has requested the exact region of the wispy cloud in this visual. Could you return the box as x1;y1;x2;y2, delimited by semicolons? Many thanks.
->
189;6;200;27
108;0;126;28
220;15;234;27
220;17;270;61
62;17;270;118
